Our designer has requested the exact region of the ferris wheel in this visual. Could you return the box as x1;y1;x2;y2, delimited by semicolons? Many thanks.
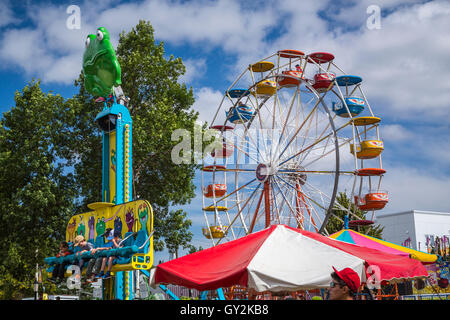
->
201;50;388;245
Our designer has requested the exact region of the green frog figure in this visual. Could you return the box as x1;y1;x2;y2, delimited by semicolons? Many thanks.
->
82;27;121;97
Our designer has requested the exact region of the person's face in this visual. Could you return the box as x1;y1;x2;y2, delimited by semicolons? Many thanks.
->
328;280;349;300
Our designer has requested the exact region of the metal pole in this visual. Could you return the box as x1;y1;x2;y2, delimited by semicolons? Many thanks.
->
264;179;271;228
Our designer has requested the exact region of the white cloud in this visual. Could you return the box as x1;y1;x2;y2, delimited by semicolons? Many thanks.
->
2;0;449;124
1;0;449;232
0;28;53;75
382;124;413;142
382;164;450;213
180;58;207;84
192;86;225;125
145;0;279;53
0;1;20;28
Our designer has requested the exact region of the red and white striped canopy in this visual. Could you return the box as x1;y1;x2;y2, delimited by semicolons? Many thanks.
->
150;225;427;292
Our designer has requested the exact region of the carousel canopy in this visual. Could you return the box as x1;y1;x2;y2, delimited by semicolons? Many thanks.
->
330;229;438;264
150;225;428;292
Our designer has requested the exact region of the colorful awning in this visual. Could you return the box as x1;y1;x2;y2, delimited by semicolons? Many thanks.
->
330;229;438;264
150;225;428;292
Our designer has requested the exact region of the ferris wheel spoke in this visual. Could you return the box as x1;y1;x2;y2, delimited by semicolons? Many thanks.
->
300;137;352;169
248;187;265;234
277;169;354;175
276;93;326;162
279;119;350;167
272;88;311;164
275;175;328;212
271;181;282;225
274;176;323;231
294;185;323;232
298;177;361;223
227;135;262;164
297;136;335;167
272;177;303;228
215;182;262;245
207;177;257;207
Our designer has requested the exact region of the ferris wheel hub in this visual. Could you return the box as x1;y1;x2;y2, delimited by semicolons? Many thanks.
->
256;163;277;182
282;162;307;186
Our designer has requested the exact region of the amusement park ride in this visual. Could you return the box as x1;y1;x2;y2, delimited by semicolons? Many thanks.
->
44;27;391;300
202;49;388;244
44;27;154;300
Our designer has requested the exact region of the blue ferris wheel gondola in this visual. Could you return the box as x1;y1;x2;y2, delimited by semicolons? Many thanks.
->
333;97;365;118
335;75;363;86
226;104;254;124
227;88;250;99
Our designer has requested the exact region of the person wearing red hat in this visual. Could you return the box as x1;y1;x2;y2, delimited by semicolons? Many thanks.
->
329;267;361;300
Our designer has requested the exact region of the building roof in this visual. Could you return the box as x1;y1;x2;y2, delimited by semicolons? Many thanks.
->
376;210;450;219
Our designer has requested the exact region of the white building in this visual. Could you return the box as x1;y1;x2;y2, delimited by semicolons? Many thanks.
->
374;210;450;253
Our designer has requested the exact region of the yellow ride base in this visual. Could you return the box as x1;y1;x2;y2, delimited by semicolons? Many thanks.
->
52;262;137;280
87;202;115;210
132;253;152;270
203;206;228;211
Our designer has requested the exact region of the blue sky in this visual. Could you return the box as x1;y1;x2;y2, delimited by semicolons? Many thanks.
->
1;0;450;260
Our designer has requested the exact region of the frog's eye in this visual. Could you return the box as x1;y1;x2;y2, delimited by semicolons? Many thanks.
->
96;30;104;41
85;36;90;48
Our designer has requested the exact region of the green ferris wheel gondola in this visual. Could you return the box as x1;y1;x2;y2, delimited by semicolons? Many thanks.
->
82;27;122;97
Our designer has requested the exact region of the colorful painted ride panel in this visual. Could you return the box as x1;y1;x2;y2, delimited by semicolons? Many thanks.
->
109;130;117;203
66;200;153;271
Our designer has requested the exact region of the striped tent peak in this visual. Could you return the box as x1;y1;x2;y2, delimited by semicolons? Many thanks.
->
329;229;437;263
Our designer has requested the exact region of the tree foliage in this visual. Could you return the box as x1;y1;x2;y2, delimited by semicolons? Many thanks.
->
0;20;202;298
161;209;194;259
0;81;77;298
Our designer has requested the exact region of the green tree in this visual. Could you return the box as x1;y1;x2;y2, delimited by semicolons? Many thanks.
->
162;209;193;259
70;20;200;252
326;192;384;238
0;80;77;299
